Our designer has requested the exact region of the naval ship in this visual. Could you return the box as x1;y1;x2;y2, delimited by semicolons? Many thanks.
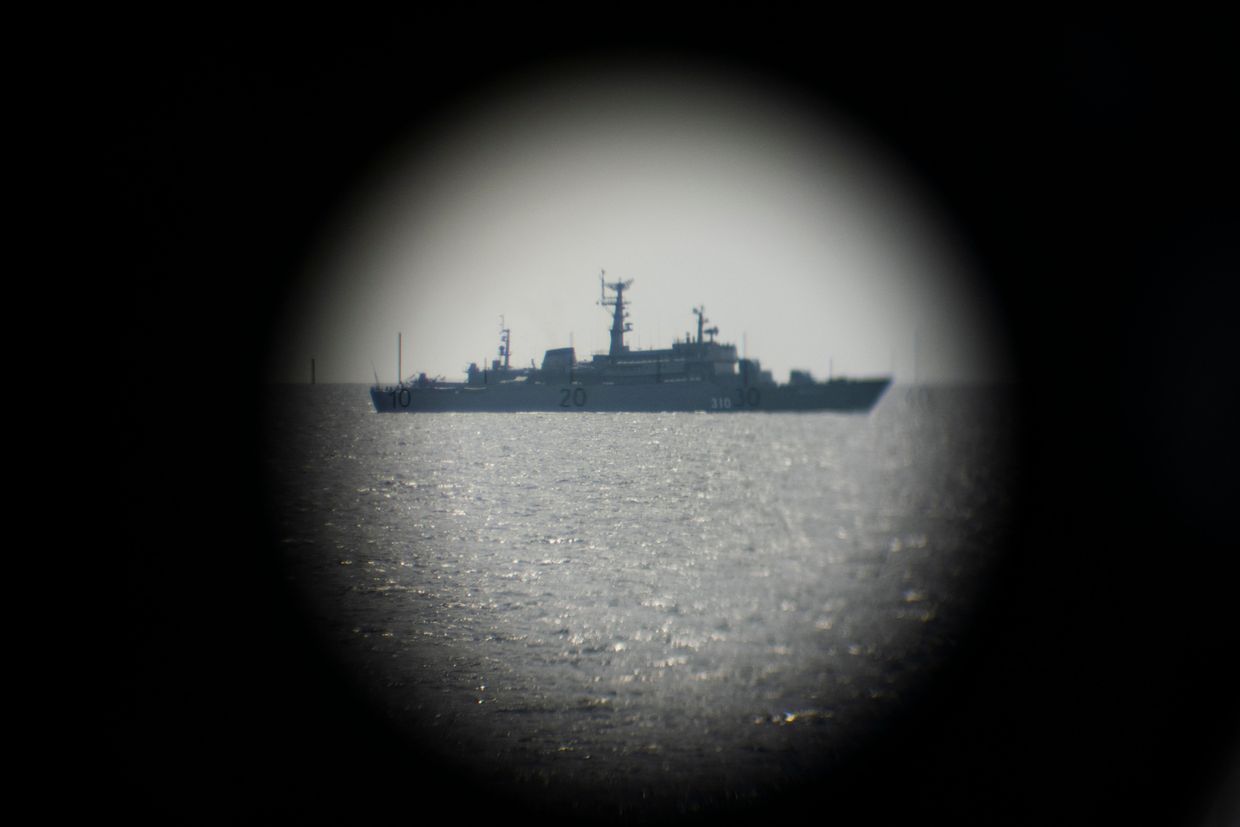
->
371;276;891;413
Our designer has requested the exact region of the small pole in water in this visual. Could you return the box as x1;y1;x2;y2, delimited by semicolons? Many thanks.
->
398;332;403;386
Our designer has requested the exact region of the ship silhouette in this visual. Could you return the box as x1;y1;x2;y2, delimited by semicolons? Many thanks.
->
372;274;891;413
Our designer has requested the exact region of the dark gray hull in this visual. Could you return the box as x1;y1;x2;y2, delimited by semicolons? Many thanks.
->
370;377;891;413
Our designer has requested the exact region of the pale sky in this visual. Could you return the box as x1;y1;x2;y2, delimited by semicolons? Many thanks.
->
268;57;1009;386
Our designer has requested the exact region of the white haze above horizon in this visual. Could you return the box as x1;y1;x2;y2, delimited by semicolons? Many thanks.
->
268;57;1009;386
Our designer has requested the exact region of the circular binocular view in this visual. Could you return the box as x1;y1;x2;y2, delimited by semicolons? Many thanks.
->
263;56;1016;820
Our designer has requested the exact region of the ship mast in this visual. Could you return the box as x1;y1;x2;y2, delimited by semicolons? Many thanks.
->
498;316;511;370
692;305;707;345
599;270;633;360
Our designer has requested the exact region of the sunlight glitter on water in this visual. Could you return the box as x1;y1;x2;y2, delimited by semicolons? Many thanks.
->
264;385;1014;814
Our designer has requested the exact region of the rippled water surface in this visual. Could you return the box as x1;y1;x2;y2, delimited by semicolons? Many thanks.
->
263;385;1014;818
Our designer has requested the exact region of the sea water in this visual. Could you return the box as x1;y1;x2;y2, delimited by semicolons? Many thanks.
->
261;384;1015;818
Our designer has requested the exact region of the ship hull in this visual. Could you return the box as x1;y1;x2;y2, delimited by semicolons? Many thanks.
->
370;378;891;414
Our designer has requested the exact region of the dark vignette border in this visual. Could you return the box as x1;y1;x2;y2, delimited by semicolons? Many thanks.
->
91;19;1238;826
